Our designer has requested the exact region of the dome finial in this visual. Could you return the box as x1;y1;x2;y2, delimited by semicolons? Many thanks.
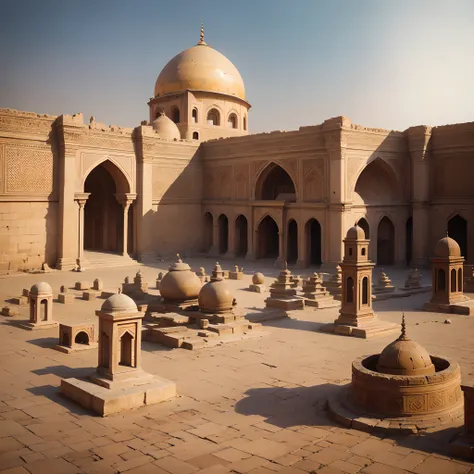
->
199;21;206;45
176;253;182;263
399;313;409;341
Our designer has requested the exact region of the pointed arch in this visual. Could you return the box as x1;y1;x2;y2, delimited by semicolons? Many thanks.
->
256;215;279;259
353;157;401;204
255;162;297;201
287;219;298;264
377;216;395;265
235;214;248;257
82;158;131;194
357;217;370;239
448;214;468;258
305;218;322;265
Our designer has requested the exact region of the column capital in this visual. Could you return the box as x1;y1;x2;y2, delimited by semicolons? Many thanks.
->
114;193;137;208
74;192;91;208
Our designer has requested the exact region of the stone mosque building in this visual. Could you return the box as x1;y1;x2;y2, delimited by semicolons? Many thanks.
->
0;28;473;272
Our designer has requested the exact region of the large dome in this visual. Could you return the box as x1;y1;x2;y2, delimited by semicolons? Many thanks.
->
154;36;246;101
377;315;435;376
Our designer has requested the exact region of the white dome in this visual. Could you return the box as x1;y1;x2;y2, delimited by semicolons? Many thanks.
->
151;113;181;141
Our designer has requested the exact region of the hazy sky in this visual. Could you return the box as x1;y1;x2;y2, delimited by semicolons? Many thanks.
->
1;0;473;133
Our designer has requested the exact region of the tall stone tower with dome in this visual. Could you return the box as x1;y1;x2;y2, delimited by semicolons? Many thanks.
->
148;25;250;141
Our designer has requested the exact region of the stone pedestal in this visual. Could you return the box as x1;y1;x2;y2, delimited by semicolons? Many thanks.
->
451;385;474;460
325;265;343;301
302;273;339;309
372;269;395;294
75;281;91;290
229;265;244;280
265;264;304;311
61;294;176;416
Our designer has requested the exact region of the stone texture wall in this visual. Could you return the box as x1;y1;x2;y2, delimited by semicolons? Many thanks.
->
0;109;58;270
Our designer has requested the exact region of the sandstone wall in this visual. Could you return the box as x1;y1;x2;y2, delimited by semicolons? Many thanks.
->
0;109;58;270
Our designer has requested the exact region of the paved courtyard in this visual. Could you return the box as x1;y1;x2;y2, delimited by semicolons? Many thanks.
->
0;258;473;474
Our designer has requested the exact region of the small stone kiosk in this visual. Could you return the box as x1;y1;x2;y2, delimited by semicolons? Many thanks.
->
19;282;58;330
321;224;398;338
423;235;473;315
329;315;464;433
61;294;176;416
265;263;305;310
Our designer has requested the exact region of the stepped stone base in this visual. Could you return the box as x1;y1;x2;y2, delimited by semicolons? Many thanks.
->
305;296;340;309
60;372;176;416
18;321;59;331
54;342;98;354
423;298;474;315
265;297;304;311
328;386;463;434
320;319;399;339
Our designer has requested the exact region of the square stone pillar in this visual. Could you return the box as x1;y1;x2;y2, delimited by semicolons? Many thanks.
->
115;193;137;257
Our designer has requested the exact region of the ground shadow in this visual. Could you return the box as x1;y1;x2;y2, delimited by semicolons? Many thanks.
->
27;384;96;417
235;383;466;459
27;337;58;348
32;364;94;379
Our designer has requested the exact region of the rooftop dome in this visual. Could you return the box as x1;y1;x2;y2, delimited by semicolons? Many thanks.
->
434;235;462;258
30;282;53;295
198;263;234;314
154;28;246;101
346;224;366;240
377;315;435;376
101;293;137;313
160;254;202;302
151;113;181;141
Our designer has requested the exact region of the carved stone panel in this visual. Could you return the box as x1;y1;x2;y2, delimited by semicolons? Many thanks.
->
5;145;53;193
303;158;324;202
233;163;249;200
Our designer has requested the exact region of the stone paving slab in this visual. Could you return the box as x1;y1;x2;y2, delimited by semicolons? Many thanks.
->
0;262;473;473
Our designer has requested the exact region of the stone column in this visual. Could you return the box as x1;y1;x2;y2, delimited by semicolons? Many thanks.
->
408;125;432;267
56;116;83;270
322;117;349;271
74;193;90;270
245;209;255;261
209;224;220;256
115;193;137;257
225;217;236;259
296;219;306;268
276;229;285;267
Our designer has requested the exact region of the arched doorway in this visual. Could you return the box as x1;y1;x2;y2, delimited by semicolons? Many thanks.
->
306;219;322;265
203;212;213;252
257;216;279;259
406;217;413;266
84;161;130;253
357;218;370;239
120;332;133;367
287;220;298;264
448;215;468;258
235;215;248;257
377;216;395;265
255;163;296;201
217;214;228;255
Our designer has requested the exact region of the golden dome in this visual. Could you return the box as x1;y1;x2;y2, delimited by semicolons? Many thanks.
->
434;235;461;258
346;224;366;240
159;254;202;302
377;315;435;376
151;113;181;141
154;34;246;101
198;263;235;314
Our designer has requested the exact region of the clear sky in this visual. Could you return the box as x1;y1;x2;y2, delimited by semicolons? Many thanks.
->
1;0;473;133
